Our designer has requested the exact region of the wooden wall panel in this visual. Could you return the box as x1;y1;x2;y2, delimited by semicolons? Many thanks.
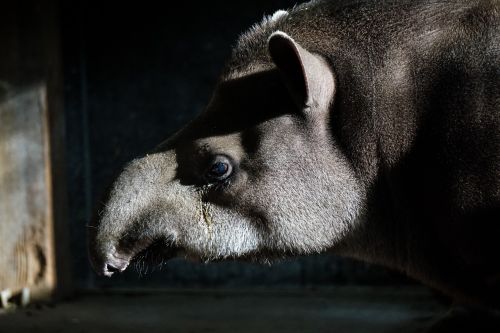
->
0;86;55;300
0;0;71;303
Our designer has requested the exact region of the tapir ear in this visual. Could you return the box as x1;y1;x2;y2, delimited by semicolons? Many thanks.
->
268;31;334;110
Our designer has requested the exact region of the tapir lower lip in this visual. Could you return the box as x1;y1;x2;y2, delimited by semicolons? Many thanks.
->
101;237;178;277
130;238;179;267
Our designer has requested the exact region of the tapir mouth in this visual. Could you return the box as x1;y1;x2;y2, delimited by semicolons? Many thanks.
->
130;238;179;269
98;236;178;277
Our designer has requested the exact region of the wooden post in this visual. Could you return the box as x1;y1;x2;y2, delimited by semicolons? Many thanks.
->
0;0;71;303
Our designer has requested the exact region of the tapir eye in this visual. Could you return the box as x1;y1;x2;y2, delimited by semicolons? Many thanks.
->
206;156;233;182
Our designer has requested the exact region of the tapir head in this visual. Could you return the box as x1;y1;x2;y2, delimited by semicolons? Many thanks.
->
88;32;364;277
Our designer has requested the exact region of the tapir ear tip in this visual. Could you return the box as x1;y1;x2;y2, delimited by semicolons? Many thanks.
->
268;31;299;60
268;30;294;44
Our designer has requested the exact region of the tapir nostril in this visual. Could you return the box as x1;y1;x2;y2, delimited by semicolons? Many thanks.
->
105;263;121;274
101;255;131;277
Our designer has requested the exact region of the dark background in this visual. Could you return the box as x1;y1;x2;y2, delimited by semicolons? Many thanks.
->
61;0;410;290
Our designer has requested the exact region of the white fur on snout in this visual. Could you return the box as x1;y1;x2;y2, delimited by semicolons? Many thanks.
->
96;153;194;263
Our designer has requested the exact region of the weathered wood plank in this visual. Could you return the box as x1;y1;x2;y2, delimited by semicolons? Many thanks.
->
0;0;71;303
0;86;55;300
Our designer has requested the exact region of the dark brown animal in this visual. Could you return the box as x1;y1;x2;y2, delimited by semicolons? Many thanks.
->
89;0;500;311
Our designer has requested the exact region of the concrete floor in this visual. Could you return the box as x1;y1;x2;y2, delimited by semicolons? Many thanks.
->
0;287;444;333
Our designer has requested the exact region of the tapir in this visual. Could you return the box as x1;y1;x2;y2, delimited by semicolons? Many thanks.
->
88;0;500;310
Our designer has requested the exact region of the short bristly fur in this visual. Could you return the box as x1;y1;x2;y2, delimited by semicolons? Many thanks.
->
89;0;500;313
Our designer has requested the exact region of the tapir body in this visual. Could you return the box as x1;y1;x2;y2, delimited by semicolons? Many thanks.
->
89;0;500;308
